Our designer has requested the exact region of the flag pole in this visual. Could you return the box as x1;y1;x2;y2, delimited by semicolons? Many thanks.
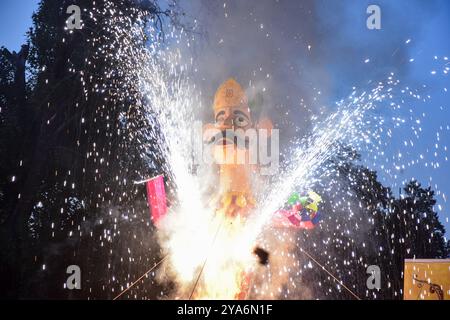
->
133;174;163;185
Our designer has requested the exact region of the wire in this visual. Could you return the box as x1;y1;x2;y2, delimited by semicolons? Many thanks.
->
299;247;362;300
188;218;224;299
113;254;169;300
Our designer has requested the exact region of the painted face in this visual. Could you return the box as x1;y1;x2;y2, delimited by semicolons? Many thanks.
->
204;78;257;164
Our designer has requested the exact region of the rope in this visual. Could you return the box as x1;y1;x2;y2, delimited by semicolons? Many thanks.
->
242;269;255;300
112;216;360;300
113;254;169;300
112;243;362;300
299;247;362;300
188;218;224;299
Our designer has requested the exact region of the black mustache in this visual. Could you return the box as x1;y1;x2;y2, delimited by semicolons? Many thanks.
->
206;130;248;148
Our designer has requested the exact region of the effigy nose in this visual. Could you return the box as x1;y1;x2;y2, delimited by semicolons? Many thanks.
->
218;110;234;128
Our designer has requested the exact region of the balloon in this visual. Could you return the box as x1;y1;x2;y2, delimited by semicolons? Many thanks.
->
273;191;322;229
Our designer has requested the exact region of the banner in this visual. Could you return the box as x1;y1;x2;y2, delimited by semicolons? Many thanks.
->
403;259;450;300
146;175;167;226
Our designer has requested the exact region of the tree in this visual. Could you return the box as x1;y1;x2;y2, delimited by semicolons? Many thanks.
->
293;146;448;300
0;0;179;299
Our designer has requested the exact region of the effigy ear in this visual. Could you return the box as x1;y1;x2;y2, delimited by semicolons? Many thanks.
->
256;117;273;137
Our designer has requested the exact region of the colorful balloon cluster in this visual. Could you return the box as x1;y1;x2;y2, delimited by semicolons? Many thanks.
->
273;191;322;229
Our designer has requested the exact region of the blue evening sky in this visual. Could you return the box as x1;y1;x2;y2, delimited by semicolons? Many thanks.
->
314;0;450;235
0;0;39;52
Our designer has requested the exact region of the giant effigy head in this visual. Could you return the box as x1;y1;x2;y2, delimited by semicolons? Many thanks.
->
204;78;272;166
213;78;253;131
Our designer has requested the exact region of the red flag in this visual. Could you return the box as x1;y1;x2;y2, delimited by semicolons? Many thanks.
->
146;175;167;226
